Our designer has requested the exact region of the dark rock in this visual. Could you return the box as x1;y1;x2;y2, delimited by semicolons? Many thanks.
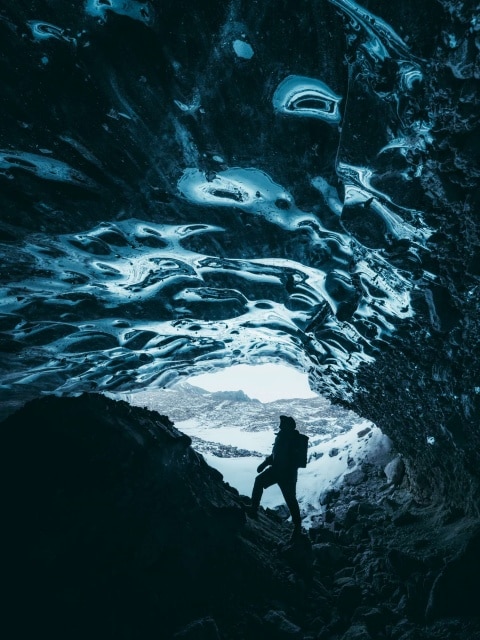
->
340;624;372;640
310;525;338;544
173;617;221;640
387;549;426;580
334;567;356;581
369;572;399;599
392;511;419;527
384;457;406;486
324;509;336;524
344;469;367;486
262;610;302;638
353;607;391;636
357;428;372;439
280;533;314;579
344;501;361;527
337;583;363;616
0;394;319;640
426;528;480;621
344;523;370;543
312;543;346;573
273;504;292;521
320;488;341;506
390;620;417;639
358;502;381;517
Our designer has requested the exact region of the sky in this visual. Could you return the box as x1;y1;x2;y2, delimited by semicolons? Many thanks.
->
186;363;318;403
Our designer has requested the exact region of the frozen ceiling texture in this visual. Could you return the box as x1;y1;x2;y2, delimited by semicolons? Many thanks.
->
0;1;479;508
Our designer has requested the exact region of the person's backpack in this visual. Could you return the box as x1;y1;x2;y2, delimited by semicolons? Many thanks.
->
294;432;309;468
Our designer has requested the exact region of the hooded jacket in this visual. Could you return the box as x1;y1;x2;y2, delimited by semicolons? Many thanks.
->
264;420;300;474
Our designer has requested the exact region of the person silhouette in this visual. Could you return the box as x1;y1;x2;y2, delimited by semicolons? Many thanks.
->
248;415;303;537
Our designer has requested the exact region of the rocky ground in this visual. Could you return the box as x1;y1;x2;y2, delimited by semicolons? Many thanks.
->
1;393;479;640
230;460;480;640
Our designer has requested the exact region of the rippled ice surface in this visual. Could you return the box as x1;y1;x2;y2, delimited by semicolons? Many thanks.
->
0;0;441;410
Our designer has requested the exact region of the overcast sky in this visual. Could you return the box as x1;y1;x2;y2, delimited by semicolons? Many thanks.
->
187;363;318;403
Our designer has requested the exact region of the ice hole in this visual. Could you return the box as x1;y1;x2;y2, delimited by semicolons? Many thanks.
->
121;363;391;526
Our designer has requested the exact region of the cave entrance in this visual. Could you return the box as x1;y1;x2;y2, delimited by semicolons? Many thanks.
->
121;363;391;524
180;363;390;522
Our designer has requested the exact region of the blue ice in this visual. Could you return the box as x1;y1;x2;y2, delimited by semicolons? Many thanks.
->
272;75;342;124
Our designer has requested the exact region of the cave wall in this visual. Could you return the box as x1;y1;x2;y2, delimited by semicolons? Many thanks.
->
336;0;480;512
0;0;479;511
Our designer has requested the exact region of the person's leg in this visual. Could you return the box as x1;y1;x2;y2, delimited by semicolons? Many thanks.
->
278;478;301;527
251;467;277;512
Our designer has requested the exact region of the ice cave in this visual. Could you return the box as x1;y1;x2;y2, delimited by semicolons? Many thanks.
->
0;1;479;639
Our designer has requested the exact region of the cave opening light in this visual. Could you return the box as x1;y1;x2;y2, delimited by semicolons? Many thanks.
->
184;362;318;403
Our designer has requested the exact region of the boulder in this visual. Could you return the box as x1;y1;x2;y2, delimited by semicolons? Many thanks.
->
312;543;346;572
341;624;372;640
173;617;221;640
263;610;302;638
384;457;405;486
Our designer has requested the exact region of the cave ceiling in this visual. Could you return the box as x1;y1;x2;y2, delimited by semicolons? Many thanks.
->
0;0;478;421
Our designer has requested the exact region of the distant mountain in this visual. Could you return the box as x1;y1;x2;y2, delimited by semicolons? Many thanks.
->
209;389;259;403
168;381;258;403
114;384;361;437
167;380;210;396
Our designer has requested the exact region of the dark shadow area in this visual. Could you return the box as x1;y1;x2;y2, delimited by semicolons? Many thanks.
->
1;393;479;640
